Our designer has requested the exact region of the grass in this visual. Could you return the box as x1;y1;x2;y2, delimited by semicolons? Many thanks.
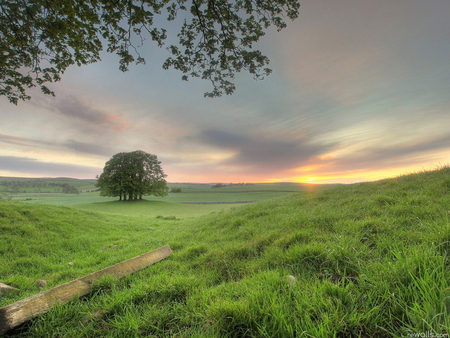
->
1;167;450;337
0;203;175;305
8;192;117;205
6;182;307;203
74;200;240;218
7;182;309;218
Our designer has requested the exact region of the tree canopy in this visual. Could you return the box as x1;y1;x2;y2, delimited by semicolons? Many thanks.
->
96;150;168;201
1;0;300;104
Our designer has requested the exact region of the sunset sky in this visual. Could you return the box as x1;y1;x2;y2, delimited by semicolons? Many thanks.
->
1;0;450;184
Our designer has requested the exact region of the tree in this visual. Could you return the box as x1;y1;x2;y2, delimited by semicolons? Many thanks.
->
96;150;168;201
1;0;300;104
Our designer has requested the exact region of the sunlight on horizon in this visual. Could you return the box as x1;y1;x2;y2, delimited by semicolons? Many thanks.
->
263;163;449;185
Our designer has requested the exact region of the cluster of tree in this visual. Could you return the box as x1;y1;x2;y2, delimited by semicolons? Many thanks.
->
1;180;48;187
96;151;168;201
211;183;254;188
170;188;182;193
0;180;79;194
211;183;228;188
1;0;300;104
58;183;79;194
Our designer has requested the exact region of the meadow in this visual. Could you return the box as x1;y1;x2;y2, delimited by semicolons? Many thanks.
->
3;181;309;218
1;168;450;337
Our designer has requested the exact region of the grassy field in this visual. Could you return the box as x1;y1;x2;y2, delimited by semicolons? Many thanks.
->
3;181;311;218
1;168;450;337
74;200;242;218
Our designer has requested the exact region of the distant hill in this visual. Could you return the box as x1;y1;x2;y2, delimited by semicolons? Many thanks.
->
0;176;96;182
0;177;97;194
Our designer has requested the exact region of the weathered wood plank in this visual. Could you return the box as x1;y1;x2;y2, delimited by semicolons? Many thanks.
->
0;245;172;335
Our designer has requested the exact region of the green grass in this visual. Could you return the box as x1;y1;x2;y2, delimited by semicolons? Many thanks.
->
8;192;116;205
8;182;307;205
167;182;309;192
8;182;309;218
1;167;450;337
75;200;240;218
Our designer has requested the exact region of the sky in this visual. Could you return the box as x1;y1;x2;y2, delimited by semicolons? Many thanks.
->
1;0;450;184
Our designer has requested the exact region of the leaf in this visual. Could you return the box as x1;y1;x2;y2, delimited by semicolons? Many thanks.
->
1;0;300;102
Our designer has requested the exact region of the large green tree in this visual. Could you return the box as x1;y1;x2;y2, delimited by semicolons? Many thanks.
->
1;0;300;104
96;150;168;201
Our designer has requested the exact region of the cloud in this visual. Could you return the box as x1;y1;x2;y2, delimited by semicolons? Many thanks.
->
313;131;450;178
0;134;120;159
56;96;132;130
33;95;132;131
0;133;60;151
0;156;101;178
344;133;450;168
278;0;450;113
2;0;450;184
201;130;249;148
198;129;335;174
63;140;118;157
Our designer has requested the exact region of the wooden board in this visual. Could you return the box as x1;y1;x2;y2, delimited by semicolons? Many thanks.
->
0;245;172;334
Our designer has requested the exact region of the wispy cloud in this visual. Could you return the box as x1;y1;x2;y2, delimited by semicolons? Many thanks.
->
63;140;118;157
34;95;132;131
337;132;450;170
2;0;450;183
0;134;119;159
0;133;60;150
57;96;132;130
198;129;335;175
0;156;100;178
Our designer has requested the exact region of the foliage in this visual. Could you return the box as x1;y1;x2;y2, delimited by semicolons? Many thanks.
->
212;182;254;188
0;0;301;104
211;183;227;188
59;183;79;194
96;150;168;201
0;179;79;194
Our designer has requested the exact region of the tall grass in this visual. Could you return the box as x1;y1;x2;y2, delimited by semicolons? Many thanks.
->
1;167;450;337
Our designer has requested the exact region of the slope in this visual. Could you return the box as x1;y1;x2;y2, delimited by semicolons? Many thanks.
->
1;167;450;337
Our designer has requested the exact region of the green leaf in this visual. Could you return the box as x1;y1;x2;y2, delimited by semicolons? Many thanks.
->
1;0;300;102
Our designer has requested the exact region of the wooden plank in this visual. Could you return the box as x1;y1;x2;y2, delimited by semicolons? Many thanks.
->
0;245;172;335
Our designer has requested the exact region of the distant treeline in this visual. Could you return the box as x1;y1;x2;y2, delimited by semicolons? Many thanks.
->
211;183;255;188
0;180;79;194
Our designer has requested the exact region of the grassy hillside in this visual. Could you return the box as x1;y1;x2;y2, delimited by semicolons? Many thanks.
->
1;168;450;337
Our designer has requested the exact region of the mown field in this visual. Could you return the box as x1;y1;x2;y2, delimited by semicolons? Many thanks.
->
1;168;450;337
